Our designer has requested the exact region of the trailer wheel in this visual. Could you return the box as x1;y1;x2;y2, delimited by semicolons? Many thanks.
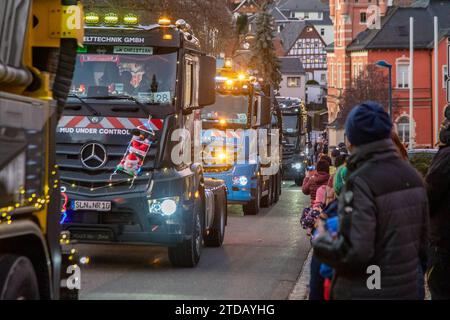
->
243;183;260;215
204;188;227;247
168;197;203;267
0;255;39;300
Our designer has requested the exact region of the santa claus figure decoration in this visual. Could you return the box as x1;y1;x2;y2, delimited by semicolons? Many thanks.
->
111;118;155;183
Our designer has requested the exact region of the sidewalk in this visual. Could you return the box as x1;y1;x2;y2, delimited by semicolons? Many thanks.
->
288;249;431;300
288;249;312;300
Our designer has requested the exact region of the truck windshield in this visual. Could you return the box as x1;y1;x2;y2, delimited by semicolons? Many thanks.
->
282;115;299;133
70;46;177;104
201;95;248;124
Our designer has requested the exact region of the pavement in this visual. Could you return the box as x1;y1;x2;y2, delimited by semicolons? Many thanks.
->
76;182;311;300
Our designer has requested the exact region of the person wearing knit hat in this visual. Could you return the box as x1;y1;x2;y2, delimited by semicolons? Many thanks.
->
425;105;450;299
345;101;392;147
312;101;429;300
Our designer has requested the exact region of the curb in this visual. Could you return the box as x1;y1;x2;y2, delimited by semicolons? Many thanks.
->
288;249;312;300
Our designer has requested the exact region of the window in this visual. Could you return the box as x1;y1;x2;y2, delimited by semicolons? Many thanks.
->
337;64;342;88
443;65;448;89
320;73;326;82
397;116;410;143
360;12;367;24
318;12;323;19
287;77;301;87
330;64;335;87
304;12;309;19
320;28;325;36
396;61;410;88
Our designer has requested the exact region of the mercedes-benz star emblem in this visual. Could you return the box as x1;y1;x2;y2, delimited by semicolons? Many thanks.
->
80;143;107;169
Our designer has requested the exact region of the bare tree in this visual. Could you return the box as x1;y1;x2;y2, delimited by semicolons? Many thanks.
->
337;64;396;124
82;0;235;55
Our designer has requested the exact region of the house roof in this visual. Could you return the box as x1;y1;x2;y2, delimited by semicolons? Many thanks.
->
277;0;329;12
279;57;305;75
278;20;308;52
270;6;288;21
233;0;261;13
347;0;450;51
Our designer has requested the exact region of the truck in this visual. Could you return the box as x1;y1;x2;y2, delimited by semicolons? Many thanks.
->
200;67;282;215
0;0;83;299
279;100;308;186
55;15;227;268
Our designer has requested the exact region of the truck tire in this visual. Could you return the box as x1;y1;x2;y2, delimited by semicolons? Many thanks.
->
273;173;280;203
243;183;260;215
0;255;39;300
204;189;227;247
168;197;203;268
295;175;304;186
260;177;273;207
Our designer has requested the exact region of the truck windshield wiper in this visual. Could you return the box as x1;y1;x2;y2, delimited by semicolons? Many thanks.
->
67;94;100;116
84;94;153;112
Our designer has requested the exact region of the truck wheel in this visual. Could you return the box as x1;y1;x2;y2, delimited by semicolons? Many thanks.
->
168;198;203;267
243;183;260;215
0;255;39;300
260;177;273;207
273;173;280;203
204;189;227;247
295;176;304;186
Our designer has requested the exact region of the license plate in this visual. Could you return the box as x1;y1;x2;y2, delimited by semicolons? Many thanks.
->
71;230;113;242
72;200;111;211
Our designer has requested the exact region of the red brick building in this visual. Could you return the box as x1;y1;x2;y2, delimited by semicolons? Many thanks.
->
326;0;449;148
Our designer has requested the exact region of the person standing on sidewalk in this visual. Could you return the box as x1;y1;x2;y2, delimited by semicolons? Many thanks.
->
312;101;429;299
425;107;450;300
301;159;330;300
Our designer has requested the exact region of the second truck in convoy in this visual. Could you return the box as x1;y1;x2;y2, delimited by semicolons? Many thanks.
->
201;66;282;215
56;16;227;267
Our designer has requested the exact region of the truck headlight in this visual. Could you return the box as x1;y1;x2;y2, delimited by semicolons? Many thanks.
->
232;175;248;186
292;162;303;170
148;196;179;216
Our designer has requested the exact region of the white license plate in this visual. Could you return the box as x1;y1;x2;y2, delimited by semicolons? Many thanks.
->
72;200;111;211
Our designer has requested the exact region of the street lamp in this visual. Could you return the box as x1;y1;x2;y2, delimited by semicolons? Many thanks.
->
375;60;393;118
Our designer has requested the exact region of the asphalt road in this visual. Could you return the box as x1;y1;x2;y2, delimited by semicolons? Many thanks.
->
77;182;311;300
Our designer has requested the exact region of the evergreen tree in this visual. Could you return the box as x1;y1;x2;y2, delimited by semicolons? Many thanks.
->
249;1;281;90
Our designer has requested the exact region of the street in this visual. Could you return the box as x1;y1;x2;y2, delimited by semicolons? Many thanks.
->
77;183;310;300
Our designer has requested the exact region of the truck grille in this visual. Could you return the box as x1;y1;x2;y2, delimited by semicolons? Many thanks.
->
56;140;159;192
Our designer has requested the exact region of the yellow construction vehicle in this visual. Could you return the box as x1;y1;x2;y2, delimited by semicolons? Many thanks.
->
0;0;83;299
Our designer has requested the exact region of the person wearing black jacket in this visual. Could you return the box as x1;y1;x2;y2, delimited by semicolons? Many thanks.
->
425;107;450;300
312;101;429;299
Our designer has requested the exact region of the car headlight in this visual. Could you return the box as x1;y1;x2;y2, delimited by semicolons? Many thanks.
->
232;175;248;186
292;162;303;170
148;196;179;216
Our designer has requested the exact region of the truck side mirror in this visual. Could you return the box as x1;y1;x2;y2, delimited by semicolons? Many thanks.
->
198;55;216;107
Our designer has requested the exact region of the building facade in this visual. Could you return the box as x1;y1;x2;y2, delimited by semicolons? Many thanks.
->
276;0;334;45
280;21;328;86
278;56;307;100
327;0;449;148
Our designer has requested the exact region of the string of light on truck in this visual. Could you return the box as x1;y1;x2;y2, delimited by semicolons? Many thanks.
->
0;165;60;224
